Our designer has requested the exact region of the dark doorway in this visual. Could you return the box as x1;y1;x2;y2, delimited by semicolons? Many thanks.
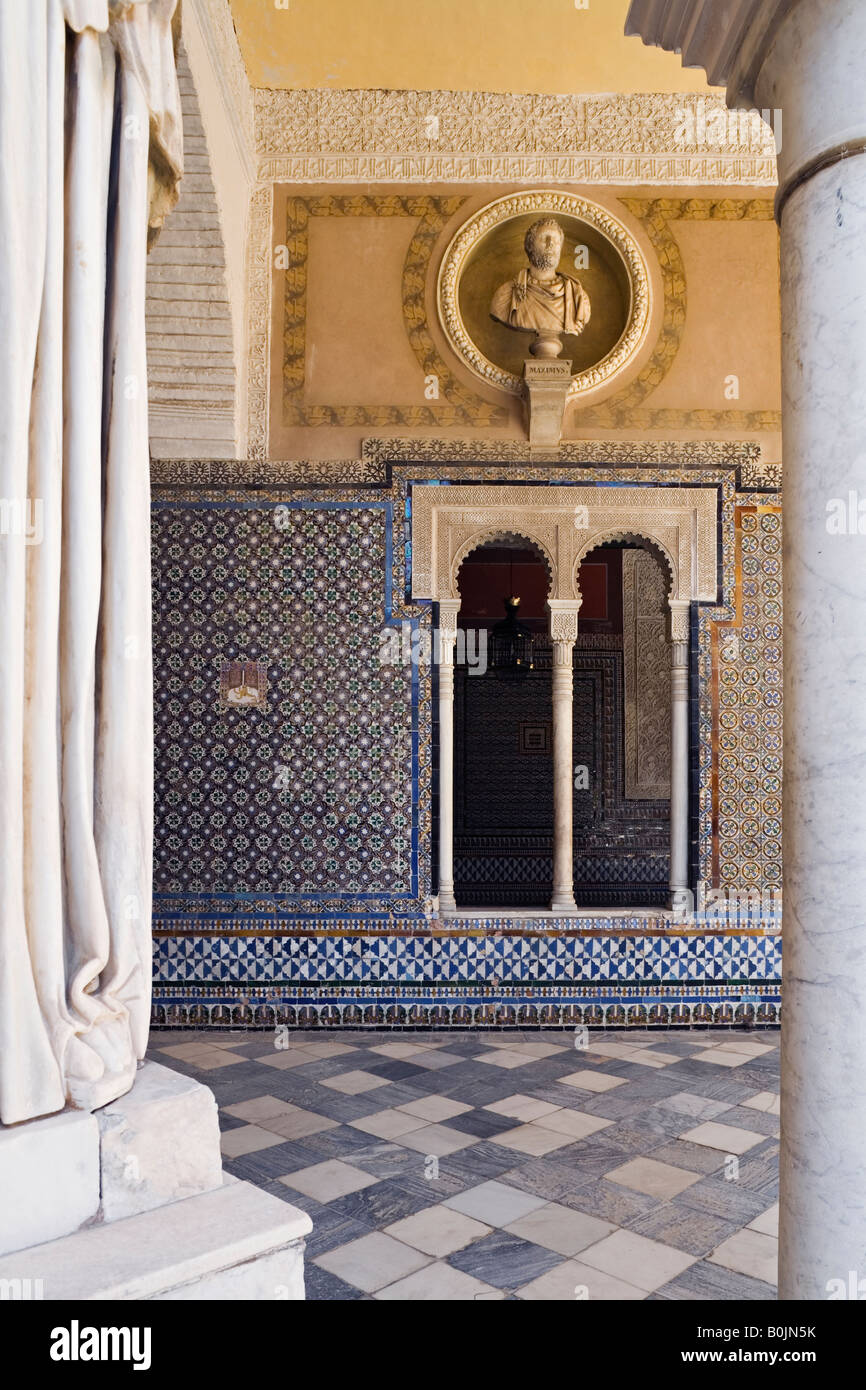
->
452;540;670;908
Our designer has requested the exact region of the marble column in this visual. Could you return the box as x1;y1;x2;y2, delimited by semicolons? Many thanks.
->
668;599;690;901
627;0;866;1302
437;600;460;916
548;601;580;914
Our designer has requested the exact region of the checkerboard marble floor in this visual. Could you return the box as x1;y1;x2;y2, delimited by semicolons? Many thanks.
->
147;1028;780;1301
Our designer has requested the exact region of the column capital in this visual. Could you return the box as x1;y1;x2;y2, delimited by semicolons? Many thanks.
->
668;597;690;645
437;598;461;658
627;0;866;218
547;598;581;646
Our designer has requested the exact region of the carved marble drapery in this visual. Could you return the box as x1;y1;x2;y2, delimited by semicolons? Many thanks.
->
0;0;182;1124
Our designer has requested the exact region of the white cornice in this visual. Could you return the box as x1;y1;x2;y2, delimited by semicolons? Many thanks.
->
626;0;799;107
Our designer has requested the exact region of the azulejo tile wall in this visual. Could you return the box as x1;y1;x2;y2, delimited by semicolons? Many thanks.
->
150;454;781;1028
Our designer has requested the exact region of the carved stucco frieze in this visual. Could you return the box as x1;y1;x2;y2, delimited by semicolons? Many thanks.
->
410;484;719;604
252;90;777;186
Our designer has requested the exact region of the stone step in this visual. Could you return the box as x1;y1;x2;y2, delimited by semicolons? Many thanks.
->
0;1176;311;1300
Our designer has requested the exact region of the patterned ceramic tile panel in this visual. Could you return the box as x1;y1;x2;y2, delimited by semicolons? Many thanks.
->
152;502;425;908
150;464;782;1026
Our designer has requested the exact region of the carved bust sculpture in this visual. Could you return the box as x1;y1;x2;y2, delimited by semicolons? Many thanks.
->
490;217;591;358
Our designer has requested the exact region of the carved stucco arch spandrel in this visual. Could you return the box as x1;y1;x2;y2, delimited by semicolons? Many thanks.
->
452;529;556;598
410;484;718;606
575;529;677;600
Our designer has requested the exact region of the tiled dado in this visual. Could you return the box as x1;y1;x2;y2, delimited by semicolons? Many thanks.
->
152;927;780;1033
153;928;780;984
150;983;780;1031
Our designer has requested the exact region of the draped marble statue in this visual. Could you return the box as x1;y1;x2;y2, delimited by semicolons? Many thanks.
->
0;0;182;1124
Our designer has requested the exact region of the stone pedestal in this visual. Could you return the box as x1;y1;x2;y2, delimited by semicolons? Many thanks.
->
96;1061;223;1222
523;359;572;448
0;1061;311;1299
0;1175;310;1301
0;1110;99;1257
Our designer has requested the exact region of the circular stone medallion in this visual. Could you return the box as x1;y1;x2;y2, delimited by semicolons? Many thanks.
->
437;190;651;400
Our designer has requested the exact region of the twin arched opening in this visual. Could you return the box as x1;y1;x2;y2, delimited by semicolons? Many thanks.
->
449;533;673;911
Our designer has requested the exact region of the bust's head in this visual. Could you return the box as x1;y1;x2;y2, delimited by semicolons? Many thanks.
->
525;217;564;272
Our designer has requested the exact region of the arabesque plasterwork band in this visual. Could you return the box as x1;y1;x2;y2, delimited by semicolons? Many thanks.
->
253;90;777;186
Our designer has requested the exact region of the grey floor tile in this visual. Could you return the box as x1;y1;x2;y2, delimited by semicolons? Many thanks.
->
673;1176;770;1224
734;1144;780;1199
258;1181;326;1216
287;1124;390;1162
218;1112;248;1132
521;1082;605;1110
642;1040;708;1057
305;1262;366;1301
447;1230;564;1291
626;1107;698;1140
439;1108;520;1139
359;1082;433;1110
439;1140;528;1185
325;1177;439;1229
365;1060;431;1081
628;1202;745;1257
560;1179;660;1225
715;1105;780;1137
648;1139;727;1175
657;1259;777;1301
303;1207;376;1260
350;1142;435;1183
393;1168;473;1204
497;1159;589;1203
221;1140;321;1181
292;1091;390;1123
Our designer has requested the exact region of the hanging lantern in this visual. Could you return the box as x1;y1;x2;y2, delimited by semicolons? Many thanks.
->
489;595;534;673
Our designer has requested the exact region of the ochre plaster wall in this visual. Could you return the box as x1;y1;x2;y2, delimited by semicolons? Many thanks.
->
267;183;782;464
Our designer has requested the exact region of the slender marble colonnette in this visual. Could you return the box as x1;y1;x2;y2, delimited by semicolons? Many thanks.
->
548;600;581;913
669;599;690;899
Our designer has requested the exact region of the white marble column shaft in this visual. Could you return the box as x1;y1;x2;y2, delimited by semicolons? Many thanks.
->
627;0;866;1302
669;600;690;899
548;601;580;914
437;600;460;916
765;0;866;1303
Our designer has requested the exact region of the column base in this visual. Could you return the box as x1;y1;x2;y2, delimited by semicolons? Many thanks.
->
0;1174;310;1300
0;1061;312;1299
550;895;578;915
438;890;457;916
